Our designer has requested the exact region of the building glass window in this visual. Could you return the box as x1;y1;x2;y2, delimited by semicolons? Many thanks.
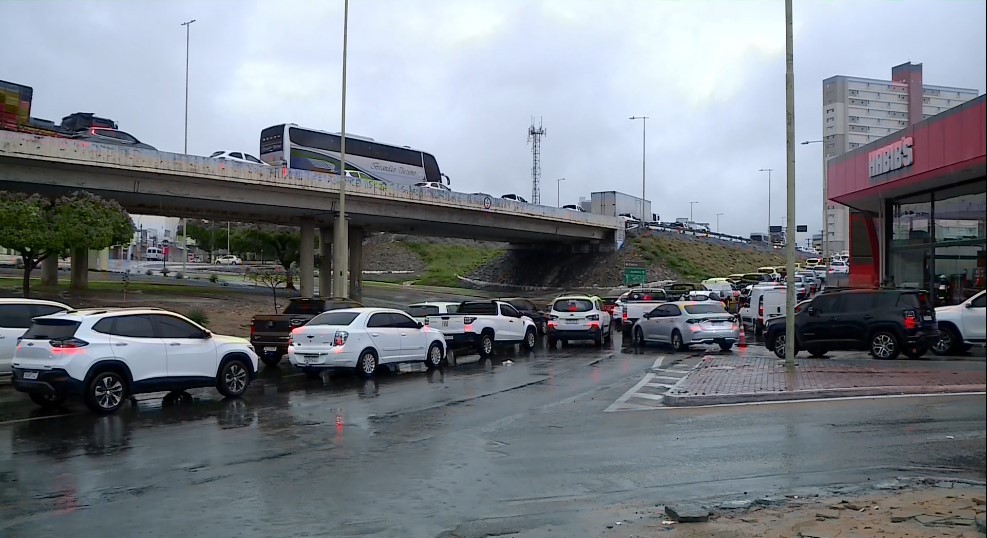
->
891;193;932;246
933;244;986;305
934;183;986;243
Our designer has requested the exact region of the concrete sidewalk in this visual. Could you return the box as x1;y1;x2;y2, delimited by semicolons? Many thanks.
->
662;354;986;406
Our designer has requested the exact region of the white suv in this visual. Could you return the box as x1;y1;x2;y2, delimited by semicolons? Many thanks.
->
11;308;258;413
546;295;612;347
1;298;72;377
931;290;986;355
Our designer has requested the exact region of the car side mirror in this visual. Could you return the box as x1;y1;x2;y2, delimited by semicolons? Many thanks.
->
806;307;816;316
965;302;974;309
643;313;651;319
417;322;424;329
202;330;212;338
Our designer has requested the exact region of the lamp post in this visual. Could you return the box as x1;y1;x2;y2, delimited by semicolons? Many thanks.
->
332;0;351;298
629;115;649;221
716;212;724;233
801;139;830;278
758;168;773;233
689;201;699;223
556;177;565;207
783;0;796;367
179;19;195;274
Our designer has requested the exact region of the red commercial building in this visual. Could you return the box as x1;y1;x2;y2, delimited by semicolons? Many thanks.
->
826;94;986;304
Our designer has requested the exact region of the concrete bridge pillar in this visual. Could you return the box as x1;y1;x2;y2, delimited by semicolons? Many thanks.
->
319;226;333;298
70;247;88;290
298;222;315;298
348;227;364;303
40;256;59;287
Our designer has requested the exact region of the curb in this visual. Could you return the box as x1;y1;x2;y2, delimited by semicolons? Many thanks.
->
662;384;986;407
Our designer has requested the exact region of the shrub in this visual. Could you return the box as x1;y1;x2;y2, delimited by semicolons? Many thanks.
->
208;273;219;283
185;306;209;327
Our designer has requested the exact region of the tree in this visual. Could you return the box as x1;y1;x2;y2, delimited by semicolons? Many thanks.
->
249;266;291;312
244;226;303;290
0;191;133;297
184;222;228;258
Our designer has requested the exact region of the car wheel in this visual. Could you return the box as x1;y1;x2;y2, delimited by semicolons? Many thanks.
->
522;328;537;351
479;333;495;359
260;355;282;367
218;359;251;397
30;392;67;409
719;342;733;352
870;331;900;360
84;371;128;414
772;334;787;359
634;327;646;347
539;320;547;336
357;349;379;378
931;326;960;356
603;326;612;344
593;329;603;347
805;347;828;358
671;331;686;352
425;342;444;370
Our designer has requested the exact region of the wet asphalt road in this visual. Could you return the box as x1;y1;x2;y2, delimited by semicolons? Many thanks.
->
1;336;984;538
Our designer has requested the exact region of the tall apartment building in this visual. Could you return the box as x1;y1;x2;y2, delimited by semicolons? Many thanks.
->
821;62;979;253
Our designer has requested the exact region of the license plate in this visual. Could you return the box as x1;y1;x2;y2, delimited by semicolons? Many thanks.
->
442;320;448;327
264;347;277;352
23;371;38;380
565;319;579;324
923;315;933;321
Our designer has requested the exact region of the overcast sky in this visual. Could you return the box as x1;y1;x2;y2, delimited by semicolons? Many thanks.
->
5;0;986;238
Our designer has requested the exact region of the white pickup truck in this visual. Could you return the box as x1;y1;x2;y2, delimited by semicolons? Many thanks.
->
619;288;669;337
424;300;538;358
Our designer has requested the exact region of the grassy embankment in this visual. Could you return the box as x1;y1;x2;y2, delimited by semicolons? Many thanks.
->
399;243;503;287
630;236;789;281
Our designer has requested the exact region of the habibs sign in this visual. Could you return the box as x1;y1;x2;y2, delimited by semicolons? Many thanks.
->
868;136;913;178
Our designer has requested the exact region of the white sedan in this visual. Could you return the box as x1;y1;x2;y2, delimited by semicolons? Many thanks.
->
288;308;446;377
209;150;269;165
415;181;451;191
215;255;242;265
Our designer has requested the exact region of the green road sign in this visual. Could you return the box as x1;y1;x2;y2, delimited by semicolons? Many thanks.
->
624;267;647;286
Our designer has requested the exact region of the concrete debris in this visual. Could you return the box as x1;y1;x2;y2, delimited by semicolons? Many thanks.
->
719;499;754;510
664;504;711;523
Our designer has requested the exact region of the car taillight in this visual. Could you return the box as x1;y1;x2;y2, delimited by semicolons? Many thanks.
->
333;331;349;346
758;300;764;319
50;338;88;348
250;324;255;339
464;316;477;325
586;314;600;321
622;310;628;320
903;310;917;330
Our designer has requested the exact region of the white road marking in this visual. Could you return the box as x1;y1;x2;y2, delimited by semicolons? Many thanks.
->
651;375;682;381
0;412;84;426
604;372;657;412
652;356;665;369
648;391;987;410
631;392;664;400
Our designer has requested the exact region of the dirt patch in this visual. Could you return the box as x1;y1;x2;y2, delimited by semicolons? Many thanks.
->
642;484;986;537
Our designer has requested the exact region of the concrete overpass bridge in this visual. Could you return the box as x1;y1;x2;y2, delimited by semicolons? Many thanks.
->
0;131;622;299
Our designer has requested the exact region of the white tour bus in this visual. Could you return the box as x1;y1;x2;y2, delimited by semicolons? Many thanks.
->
259;124;449;188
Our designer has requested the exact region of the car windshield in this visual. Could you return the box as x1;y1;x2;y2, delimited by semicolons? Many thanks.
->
684;304;727;314
553;299;593;312
307;311;359;326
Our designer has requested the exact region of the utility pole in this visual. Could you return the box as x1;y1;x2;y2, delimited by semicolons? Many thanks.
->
784;0;796;367
716;212;724;233
689;201;699;223
629;116;649;221
556;177;565;207
758;168;773;234
332;0;351;298
180;18;195;275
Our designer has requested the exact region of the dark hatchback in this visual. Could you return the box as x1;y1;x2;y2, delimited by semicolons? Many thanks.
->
764;288;938;360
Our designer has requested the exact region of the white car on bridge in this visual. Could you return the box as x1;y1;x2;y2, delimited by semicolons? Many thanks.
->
209;150;269;165
288;308;446;377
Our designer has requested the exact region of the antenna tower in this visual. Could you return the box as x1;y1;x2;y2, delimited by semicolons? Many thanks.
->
527;117;546;205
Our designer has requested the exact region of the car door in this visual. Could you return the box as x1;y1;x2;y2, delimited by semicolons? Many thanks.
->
98;315;169;383
499;303;523;341
365;312;402;362
658;304;682;342
799;294;843;345
831;293;873;346
961;292;986;342
0;304;35;374
638;306;664;341
392;312;427;360
150;314;218;379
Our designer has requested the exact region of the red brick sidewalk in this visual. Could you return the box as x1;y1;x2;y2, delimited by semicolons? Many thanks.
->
662;356;987;406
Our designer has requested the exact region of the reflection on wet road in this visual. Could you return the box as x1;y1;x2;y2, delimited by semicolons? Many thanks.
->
1;337;984;537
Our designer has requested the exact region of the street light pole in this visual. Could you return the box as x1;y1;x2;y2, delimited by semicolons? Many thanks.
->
332;0;351;298
783;0;796;367
180;18;195;275
689;201;698;223
758;168;773;233
629;116;649;221
716;212;724;233
556;177;565;207
801;139;830;280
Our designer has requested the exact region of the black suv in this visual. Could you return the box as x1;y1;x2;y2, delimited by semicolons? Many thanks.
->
763;288;938;360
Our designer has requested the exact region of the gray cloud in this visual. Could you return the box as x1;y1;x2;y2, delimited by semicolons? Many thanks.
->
4;0;985;240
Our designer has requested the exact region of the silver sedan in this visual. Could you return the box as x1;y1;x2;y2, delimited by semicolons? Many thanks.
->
631;301;740;352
